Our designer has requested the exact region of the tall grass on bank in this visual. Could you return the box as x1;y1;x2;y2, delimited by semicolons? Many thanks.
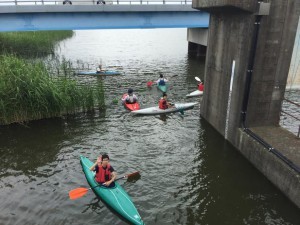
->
0;31;74;57
0;55;105;125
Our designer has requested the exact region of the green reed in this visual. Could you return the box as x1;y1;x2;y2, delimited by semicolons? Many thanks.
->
0;31;74;57
0;55;105;125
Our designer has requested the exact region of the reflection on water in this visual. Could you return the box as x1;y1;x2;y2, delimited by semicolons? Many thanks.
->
0;119;65;175
0;29;299;225
82;198;104;214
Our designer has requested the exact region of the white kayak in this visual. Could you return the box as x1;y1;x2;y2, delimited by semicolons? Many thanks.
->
131;102;197;115
186;90;203;97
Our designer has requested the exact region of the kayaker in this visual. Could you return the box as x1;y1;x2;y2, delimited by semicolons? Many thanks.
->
155;73;168;86
90;154;117;187
122;88;138;104
96;64;104;73
198;81;204;91
159;92;174;109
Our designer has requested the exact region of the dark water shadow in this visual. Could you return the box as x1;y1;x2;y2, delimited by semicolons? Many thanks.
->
0;118;66;175
174;118;300;225
0;111;107;176
86;193;134;225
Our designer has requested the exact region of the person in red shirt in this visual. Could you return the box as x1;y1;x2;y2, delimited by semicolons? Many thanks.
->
198;81;204;91
159;92;173;109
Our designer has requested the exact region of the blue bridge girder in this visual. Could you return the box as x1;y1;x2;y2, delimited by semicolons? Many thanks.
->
0;4;209;31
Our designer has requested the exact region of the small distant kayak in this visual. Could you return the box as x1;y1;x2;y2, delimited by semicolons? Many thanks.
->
186;90;203;97
157;83;168;92
80;156;144;225
76;70;121;76
131;102;197;115
122;94;140;111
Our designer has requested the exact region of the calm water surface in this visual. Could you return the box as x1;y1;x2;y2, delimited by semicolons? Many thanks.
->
0;29;300;225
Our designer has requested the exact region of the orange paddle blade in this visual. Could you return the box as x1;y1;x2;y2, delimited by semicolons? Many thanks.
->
147;81;153;87
69;187;89;200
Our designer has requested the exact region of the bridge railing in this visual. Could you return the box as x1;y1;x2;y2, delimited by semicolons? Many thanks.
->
0;0;192;5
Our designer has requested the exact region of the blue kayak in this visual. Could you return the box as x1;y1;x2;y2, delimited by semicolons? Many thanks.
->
76;70;121;76
80;156;145;225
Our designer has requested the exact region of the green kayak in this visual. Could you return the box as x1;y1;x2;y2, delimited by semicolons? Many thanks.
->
80;156;145;225
157;83;168;92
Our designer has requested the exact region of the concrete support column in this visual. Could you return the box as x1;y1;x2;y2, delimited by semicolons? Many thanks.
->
199;9;255;138
194;0;300;135
245;1;300;127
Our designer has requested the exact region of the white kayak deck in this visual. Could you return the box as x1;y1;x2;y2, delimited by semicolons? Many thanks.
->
186;90;203;97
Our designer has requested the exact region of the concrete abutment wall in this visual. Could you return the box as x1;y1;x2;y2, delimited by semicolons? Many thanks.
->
237;129;300;208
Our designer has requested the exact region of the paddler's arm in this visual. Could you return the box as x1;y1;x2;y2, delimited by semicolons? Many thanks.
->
104;171;117;186
90;161;97;171
90;157;102;171
167;102;175;108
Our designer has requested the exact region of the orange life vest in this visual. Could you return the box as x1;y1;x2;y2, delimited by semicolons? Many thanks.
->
95;164;111;183
159;98;167;109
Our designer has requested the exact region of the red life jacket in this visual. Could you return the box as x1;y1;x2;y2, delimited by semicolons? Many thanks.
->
198;83;204;91
95;164;111;183
159;98;167;109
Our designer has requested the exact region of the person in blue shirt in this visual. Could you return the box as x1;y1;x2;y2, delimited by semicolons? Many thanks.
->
155;73;168;86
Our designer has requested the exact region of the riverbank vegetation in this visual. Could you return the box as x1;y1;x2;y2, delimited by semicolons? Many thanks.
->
0;55;105;125
0;30;74;57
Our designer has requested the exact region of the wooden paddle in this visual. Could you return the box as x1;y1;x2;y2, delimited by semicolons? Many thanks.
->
69;171;140;200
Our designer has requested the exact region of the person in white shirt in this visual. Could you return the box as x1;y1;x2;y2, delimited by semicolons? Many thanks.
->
96;64;104;73
122;88;138;104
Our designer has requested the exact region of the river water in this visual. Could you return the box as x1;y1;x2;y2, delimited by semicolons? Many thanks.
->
0;29;299;225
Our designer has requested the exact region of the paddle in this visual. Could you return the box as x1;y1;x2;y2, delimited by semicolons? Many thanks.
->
169;102;184;115
147;81;154;87
195;76;204;92
69;171;140;200
174;104;184;115
195;76;201;82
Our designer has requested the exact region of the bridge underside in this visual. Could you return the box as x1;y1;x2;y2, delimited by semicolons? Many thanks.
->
0;11;209;32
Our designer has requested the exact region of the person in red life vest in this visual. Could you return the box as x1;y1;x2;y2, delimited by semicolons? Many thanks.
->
198;81;204;91
90;154;117;187
159;92;174;109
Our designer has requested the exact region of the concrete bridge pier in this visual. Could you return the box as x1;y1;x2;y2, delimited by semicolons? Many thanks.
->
193;0;300;208
187;28;208;57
